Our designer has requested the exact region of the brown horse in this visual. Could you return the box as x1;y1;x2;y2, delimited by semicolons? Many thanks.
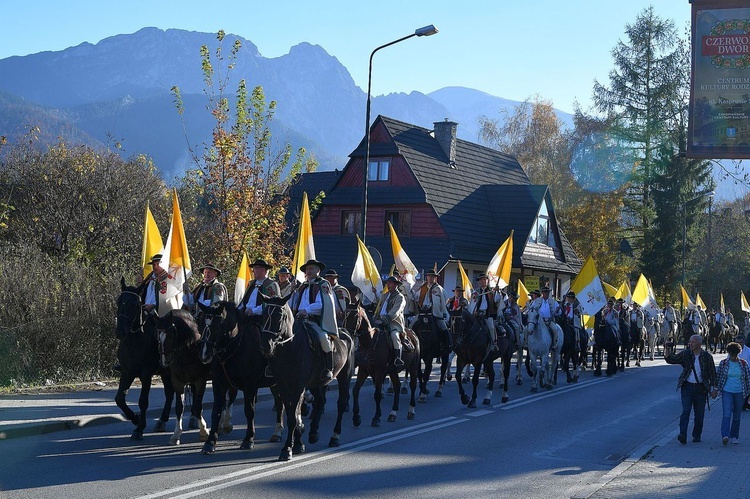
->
348;305;420;427
412;312;452;401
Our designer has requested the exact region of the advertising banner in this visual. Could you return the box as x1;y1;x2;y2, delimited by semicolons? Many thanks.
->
688;1;750;158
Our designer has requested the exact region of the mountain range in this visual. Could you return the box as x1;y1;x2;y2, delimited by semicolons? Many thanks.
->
0;27;573;179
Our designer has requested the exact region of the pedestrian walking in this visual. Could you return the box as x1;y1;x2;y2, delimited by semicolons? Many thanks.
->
665;334;718;444
716;341;750;445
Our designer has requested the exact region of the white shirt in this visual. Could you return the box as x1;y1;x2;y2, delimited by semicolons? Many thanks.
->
298;282;323;316
689;354;702;384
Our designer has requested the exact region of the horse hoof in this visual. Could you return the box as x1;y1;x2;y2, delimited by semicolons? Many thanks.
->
462;377;470;383
169;436;180;445
516;379;523;386
309;432;319;444
468;400;477;408
483;398;491;405
153;420;167;432
329;437;340;447
279;449;292;461
220;425;233;435
418;396;427;403
292;443;305;455
530;387;538;393
201;441;216;455
447;374;453;381
130;413;141;426
239;440;254;450
387;414;397;422
435;390;442;398
407;412;415;420
199;432;209;442
188;416;199;430
401;386;408;394
461;394;471;405
501;396;509;403
386;386;394;395
270;434;282;443
371;418;380;427
353;415;362;427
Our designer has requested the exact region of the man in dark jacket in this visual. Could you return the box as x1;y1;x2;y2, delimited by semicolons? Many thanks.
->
665;334;718;444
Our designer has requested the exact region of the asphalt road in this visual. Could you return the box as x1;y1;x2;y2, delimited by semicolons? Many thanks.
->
0;355;689;499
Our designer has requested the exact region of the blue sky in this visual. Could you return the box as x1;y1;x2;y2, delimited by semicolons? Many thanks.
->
1;1;691;114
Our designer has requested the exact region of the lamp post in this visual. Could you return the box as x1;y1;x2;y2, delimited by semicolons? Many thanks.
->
681;189;715;287
360;24;438;243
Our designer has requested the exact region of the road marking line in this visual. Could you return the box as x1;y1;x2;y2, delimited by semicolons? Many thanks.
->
496;378;612;410
464;409;494;417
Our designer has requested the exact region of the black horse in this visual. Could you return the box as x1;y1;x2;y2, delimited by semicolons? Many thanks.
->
558;318;581;383
260;294;355;461
155;308;210;446
411;312;452;402
452;309;511;407
593;311;619;377
114;278;175;440
629;319;645;367
197;302;283;454
350;305;420;427
617;314;631;372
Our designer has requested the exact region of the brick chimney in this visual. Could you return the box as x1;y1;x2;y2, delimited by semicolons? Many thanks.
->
433;119;458;166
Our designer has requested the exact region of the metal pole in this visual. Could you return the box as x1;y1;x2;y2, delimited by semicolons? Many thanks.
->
681;204;686;287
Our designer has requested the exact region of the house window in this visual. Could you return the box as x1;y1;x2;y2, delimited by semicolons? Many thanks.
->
528;199;557;248
341;210;361;236
368;159;390;181
385;211;411;237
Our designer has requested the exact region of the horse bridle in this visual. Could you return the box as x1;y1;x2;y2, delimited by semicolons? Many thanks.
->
260;302;294;356
117;290;146;334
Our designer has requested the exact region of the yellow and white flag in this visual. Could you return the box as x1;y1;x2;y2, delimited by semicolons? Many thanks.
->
234;251;252;304
617;280;632;304
517;279;530;308
457;261;473;301
570;255;607;317
486;230;513;289
140;201;163;279
388;221;418;291
681;285;695;310
602;281;619;301
632;274;658;315
696;293;707;310
159;189;192;316
741;291;750;313
352;235;382;304
720;293;725;314
292;192;315;283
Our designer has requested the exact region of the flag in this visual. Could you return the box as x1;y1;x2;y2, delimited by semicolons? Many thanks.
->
159;189;192;316
292;192;315;283
388;221;418;291
681;285;695;310
140;201;163;279
457;261;472;301
741;291;750;313
696;293;707;310
720;293;725;314
617;280;632;304
632;274;659;315
351;235;382;304
570;255;607;317
486;230;513;289
602;281;619;300
234;251;252;304
517;279;529;308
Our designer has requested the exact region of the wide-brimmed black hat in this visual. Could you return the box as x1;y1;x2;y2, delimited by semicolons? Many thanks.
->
198;263;222;276
250;259;272;269
149;253;163;265
425;270;438;277
384;275;399;284
300;259;326;272
507;290;518;299
540;286;551;293
531;289;541;296
476;273;488;281
565;291;575;298
323;269;339;278
277;267;291;275
454;285;464;291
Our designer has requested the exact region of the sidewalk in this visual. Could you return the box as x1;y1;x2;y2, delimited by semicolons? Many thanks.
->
583;397;750;498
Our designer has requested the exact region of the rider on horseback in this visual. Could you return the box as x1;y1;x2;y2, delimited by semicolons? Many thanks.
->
412;270;452;349
470;274;501;351
664;300;680;338
324;269;352;322
531;286;562;349
562;291;584;351
375;275;407;369
276;267;295;298
182;262;228;317
290;259;339;382
239;259;281;378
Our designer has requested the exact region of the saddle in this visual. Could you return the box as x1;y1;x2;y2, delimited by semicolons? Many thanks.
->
379;326;415;353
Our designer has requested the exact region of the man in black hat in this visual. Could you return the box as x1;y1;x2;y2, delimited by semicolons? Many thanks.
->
183;263;228;316
530;286;562;349
375;275;407;369
664;300;679;338
447;285;469;314
143;253;168;315
276;267;295;299
291;259;338;382
562;291;585;352
470;274;502;351
239;259;281;325
413;269;452;349
323;268;351;320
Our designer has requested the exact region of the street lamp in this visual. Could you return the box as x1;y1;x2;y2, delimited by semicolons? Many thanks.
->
360;24;439;243
681;189;715;287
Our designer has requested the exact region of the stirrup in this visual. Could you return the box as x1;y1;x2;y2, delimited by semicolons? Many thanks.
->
264;365;273;378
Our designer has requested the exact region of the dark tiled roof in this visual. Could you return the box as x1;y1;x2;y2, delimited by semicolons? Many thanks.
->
286;170;343;227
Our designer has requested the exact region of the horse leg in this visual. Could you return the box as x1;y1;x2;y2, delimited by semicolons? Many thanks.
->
129;374;153;441
191;379;209;442
270;388;284;443
468;363;480;408
435;353;450;398
220;388;237;435
201;381;225;454
483;361;494;405
372;373;383;427
455;357;469;405
352;368;367;427
308;385;326;445
153;371;174;432
330;363;352;447
170;383;185;445
418;359;431;403
388;372;401;422
239;388;258;450
279;397;300;461
114;372;139;428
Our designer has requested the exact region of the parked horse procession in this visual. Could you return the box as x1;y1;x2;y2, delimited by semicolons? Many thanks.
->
112;192;745;462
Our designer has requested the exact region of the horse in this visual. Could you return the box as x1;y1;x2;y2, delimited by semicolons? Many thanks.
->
644;310;662;361
617;313;631;371
452;309;511;406
260;294;355;461
411;312;452;402
524;308;553;392
114;278;175;440
196;301;283;454
707;320;727;354
629;317;645;367
155;308;210;445
350;306;420;426
593;310;619;377
557;318;581;383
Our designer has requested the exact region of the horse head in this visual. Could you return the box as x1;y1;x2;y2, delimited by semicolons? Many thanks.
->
259;293;294;358
525;307;540;335
155;309;199;368
196;301;238;364
116;277;145;340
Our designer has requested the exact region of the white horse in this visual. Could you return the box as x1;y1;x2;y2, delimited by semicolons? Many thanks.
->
524;308;553;392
